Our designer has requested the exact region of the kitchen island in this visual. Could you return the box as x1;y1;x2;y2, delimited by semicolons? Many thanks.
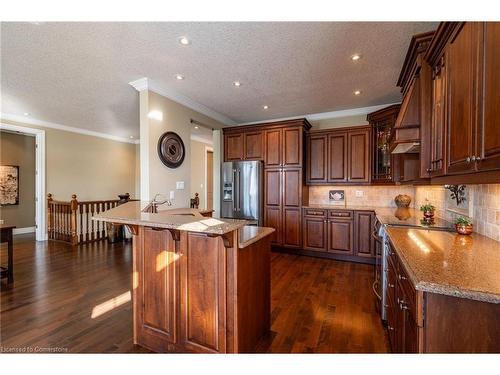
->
94;201;274;353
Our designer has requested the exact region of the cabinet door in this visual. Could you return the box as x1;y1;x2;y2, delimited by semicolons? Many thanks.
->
477;22;500;172
348;129;370;183
303;216;327;251
180;232;226;353
306;134;328;183
327;219;353;255
282;127;302;167
264;129;282;167
430;56;447;176
446;22;481;174
264;169;281;207
244;131;264;160
354;211;374;258
282;168;301;208
264;206;282;245
328;132;348;182
224;133;244;161
283;208;301;248
135;227;178;348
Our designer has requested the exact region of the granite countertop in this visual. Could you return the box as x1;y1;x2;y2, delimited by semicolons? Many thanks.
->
302;205;454;230
386;227;500;304
239;226;275;249
93;201;249;235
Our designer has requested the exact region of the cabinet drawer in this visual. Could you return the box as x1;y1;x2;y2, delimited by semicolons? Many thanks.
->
396;262;418;323
303;208;327;218
328;210;353;219
387;257;397;304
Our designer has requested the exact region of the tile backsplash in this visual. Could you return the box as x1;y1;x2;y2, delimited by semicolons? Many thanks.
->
309;184;500;241
309;186;415;208
415;184;500;241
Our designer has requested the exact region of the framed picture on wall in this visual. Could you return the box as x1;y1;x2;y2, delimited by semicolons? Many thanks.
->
0;165;19;206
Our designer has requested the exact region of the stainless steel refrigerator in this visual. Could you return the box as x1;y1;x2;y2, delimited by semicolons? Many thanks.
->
221;161;263;225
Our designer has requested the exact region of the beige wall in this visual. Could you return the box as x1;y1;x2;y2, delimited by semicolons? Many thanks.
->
0;131;36;228
1;119;137;202
190;139;212;210
141;91;224;207
309;114;368;130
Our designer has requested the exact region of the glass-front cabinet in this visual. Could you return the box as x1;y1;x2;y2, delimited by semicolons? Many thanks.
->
366;104;401;184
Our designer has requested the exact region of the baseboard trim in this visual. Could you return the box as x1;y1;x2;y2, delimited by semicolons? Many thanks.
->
13;226;36;235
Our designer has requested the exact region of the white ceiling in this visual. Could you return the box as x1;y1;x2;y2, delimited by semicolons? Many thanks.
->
1;22;437;139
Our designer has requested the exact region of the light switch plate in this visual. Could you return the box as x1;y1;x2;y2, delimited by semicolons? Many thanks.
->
355;190;364;197
169;191;175;200
176;181;185;190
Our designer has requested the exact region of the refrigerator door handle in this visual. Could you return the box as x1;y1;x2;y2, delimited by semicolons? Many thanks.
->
237;169;241;211
232;169;237;212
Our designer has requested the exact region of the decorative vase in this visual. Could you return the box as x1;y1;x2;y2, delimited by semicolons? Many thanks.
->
394;194;411;208
455;224;473;235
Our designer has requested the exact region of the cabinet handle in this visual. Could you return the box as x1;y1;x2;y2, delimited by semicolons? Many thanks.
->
475;156;481;162
398;274;407;281
426;168;432;173
388;325;394;331
471;156;476;162
388;283;394;288
399;301;409;310
466;156;471;163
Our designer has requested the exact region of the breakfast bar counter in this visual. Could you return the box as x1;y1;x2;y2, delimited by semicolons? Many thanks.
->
94;201;274;353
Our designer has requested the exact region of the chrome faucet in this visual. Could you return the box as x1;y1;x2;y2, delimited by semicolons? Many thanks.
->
146;194;172;213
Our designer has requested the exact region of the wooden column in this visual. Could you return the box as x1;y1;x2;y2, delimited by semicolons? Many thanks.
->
47;193;53;240
70;194;79;246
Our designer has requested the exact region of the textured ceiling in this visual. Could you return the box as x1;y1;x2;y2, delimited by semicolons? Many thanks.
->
1;22;437;139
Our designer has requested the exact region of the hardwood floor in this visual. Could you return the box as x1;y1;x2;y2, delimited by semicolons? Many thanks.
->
0;234;388;353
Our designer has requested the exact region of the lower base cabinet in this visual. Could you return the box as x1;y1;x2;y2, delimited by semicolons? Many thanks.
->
386;240;500;353
302;208;375;262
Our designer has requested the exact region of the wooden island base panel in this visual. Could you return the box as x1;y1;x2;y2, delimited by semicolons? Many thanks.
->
94;202;274;353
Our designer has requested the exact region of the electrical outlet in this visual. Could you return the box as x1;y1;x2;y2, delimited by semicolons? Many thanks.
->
355;190;364;197
176;181;185;190
169;191;175;200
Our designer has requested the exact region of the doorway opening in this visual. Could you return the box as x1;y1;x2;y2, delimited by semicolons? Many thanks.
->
0;123;46;241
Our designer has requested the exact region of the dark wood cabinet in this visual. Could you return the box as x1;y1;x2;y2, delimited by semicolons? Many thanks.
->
282;127;303;167
224;132;244;161
425;22;500;182
306;126;370;185
354;211;374;258
264;129;282;167
477;22;500;172
328;132;348;182
306;134;328;183
327;218;353;255
302;214;327;251
367;105;400;183
244;131;264;160
348;129;370;183
445;22;481;175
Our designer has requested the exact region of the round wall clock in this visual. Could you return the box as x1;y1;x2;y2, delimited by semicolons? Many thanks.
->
157;131;185;168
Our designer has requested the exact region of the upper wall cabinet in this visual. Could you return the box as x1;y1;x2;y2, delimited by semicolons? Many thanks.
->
306;126;370;185
394;31;435;181
425;22;500;182
224;132;244;161
367;105;400;184
224;129;263;161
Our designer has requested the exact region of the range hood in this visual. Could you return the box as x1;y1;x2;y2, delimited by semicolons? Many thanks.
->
392;142;420;154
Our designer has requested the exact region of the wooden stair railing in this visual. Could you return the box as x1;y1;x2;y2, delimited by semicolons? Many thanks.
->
47;193;132;246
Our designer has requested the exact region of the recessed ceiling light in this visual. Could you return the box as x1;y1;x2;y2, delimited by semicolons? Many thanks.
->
23;112;30;116
178;36;190;45
354;90;362;96
175;74;185;80
263;105;269;110
194;125;199;130
129;136;134;139
351;54;362;61
233;81;241;87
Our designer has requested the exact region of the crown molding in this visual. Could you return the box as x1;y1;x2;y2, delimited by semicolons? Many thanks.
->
0;113;138;144
236;102;401;126
129;77;236;126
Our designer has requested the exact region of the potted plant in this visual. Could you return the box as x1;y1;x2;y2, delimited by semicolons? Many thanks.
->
455;216;473;235
419;204;436;221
